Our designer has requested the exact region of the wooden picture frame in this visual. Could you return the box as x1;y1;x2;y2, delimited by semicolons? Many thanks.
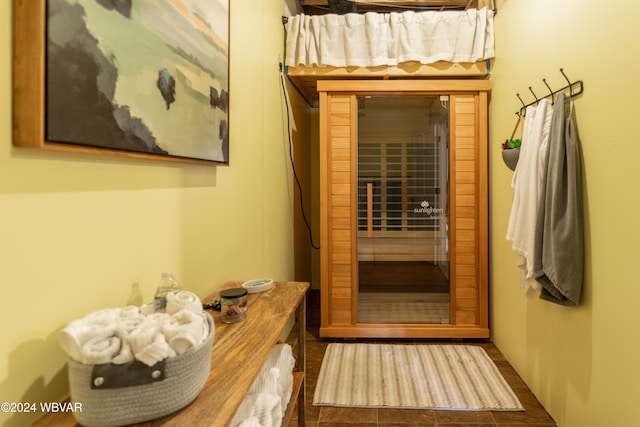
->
13;0;230;165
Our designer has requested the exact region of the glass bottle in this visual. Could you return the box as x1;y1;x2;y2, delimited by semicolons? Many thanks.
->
153;271;181;311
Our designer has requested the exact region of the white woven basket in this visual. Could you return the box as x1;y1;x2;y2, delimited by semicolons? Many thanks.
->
68;312;214;427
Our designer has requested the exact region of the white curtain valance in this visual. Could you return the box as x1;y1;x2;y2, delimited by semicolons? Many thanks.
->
285;8;495;68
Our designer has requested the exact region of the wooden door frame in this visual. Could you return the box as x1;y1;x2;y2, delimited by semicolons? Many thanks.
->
318;80;490;338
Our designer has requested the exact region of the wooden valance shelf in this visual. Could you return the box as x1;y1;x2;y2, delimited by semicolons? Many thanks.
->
297;0;496;14
285;60;491;107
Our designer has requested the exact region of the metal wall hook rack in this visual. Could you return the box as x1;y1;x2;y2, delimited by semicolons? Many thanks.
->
515;68;584;116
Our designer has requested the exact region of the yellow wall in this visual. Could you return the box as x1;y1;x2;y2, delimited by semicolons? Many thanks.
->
5;0;640;425
0;1;296;425
288;80;315;283
310;108;321;289
490;1;640;426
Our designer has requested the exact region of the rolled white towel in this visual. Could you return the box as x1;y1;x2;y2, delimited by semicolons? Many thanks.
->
135;333;176;366
59;308;120;362
119;305;140;318
140;302;155;315
111;339;134;365
162;310;207;354
127;319;164;355
167;332;199;355
166;291;202;315
124;312;170;359
146;312;170;324
81;334;121;365
83;308;120;325
117;314;149;335
60;320;97;362
61;306;206;366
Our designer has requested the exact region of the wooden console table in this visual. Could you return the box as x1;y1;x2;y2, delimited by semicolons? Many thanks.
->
32;281;309;427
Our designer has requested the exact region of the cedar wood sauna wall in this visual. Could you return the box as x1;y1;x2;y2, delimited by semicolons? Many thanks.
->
318;80;490;339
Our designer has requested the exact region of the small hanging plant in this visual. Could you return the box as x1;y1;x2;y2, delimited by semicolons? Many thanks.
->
501;138;521;171
502;138;521;150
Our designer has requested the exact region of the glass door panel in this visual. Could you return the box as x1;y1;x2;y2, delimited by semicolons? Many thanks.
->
357;95;450;324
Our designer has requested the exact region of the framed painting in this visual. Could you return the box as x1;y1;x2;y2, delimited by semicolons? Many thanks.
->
13;0;230;165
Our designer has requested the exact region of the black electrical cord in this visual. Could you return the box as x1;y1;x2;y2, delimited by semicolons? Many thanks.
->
279;70;320;250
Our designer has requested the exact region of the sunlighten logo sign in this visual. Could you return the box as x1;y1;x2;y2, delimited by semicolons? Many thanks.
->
414;200;443;217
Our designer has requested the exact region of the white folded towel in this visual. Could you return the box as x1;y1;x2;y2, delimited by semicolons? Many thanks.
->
162;310;207;354
248;367;280;398
237;417;264;427
262;344;295;407
230;393;282;427
134;333;176;366
230;344;295;427
166;291;202;315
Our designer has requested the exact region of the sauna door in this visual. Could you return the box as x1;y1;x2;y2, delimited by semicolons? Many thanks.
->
356;95;451;325
318;80;489;339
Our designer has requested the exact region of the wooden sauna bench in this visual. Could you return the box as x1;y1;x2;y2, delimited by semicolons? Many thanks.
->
32;281;309;427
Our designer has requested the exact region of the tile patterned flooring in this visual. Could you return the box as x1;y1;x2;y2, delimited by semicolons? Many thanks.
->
290;290;557;427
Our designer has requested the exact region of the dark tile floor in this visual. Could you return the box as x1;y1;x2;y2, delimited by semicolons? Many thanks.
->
290;290;557;427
